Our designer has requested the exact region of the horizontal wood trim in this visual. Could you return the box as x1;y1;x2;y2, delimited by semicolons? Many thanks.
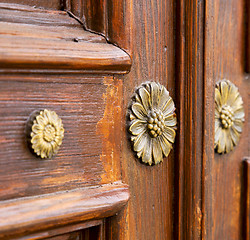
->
0;182;129;239
0;3;131;74
0;0;62;10
18;220;103;240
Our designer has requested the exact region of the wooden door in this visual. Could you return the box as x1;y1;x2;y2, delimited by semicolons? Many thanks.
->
0;0;249;240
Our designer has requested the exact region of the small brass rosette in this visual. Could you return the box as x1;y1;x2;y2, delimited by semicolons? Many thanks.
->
26;109;64;158
214;80;245;154
128;82;177;165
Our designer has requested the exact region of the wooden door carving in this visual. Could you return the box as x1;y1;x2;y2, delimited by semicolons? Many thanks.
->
0;0;249;239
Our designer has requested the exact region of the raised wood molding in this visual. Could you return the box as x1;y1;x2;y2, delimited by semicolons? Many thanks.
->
0;3;131;74
175;0;212;239
246;0;250;72
0;182;129;239
243;158;250;240
68;0;213;239
63;0;130;52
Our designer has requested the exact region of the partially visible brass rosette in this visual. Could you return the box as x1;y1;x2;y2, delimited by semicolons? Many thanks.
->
214;80;245;154
128;82;177;165
26;109;64;158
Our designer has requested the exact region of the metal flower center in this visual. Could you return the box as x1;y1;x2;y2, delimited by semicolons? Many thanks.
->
147;110;165;138
43;124;56;142
220;105;234;129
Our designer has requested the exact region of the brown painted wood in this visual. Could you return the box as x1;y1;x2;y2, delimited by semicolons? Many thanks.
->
100;1;176;239
0;3;131;74
0;0;62;10
78;0;214;239
46;231;82;240
246;0;250;72
0;75;124;200
205;0;250;239
0;182;128;239
0;0;249;239
243;158;250;240
63;1;130;52
20;220;103;240
175;0;213;239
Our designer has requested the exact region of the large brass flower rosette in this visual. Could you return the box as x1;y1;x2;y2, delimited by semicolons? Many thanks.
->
128;82;177;165
214;80;245;154
26;109;64;158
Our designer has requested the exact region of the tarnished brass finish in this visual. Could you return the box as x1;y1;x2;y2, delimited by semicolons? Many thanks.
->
214;80;245;154
128;82;177;165
27;109;64;158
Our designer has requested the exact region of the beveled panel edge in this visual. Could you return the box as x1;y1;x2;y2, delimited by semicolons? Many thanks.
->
0;3;132;75
0;182;129;239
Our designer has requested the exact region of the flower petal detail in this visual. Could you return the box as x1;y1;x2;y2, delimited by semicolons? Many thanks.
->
129;119;147;135
133;131;147;152
128;82;177;164
29;109;64;158
215;88;222;109
227;84;239;106
150;82;160;109
139;87;151;112
214;80;244;154
220;80;229;105
142;135;153;165
233;108;245;120
36;115;46;127
163;127;176;143
225;131;233;153
217;129;226;153
230;127;240;145
162;98;175;116
131;103;147;120
152;138;163;164
164;113;177;127
159;135;172;157
158;86;170;110
233;120;243;133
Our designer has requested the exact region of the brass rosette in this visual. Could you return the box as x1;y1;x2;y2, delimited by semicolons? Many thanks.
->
26;109;64;158
214;80;245;154
128;82;177;165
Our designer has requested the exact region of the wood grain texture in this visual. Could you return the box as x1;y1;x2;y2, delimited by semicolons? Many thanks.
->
205;0;250;239
0;75;124;200
19;220;103;240
0;0;62;10
47;231;82;240
0;3;131;74
175;0;213;239
243;158;250;240
63;0;130;52
80;0;212;239
0;182;128;239
100;1;176;239
246;0;250;72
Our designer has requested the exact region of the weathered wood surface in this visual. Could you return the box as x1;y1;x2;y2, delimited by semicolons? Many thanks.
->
20;220;103;240
0;0;62;10
0;182;128;239
243;159;250;240
0;75;124;200
206;0;250;239
175;0;213;239
246;0;250;72
91;1;177;239
0;3;131;74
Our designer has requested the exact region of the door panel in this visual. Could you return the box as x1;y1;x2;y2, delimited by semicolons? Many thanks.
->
0;0;249;239
206;0;249;239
